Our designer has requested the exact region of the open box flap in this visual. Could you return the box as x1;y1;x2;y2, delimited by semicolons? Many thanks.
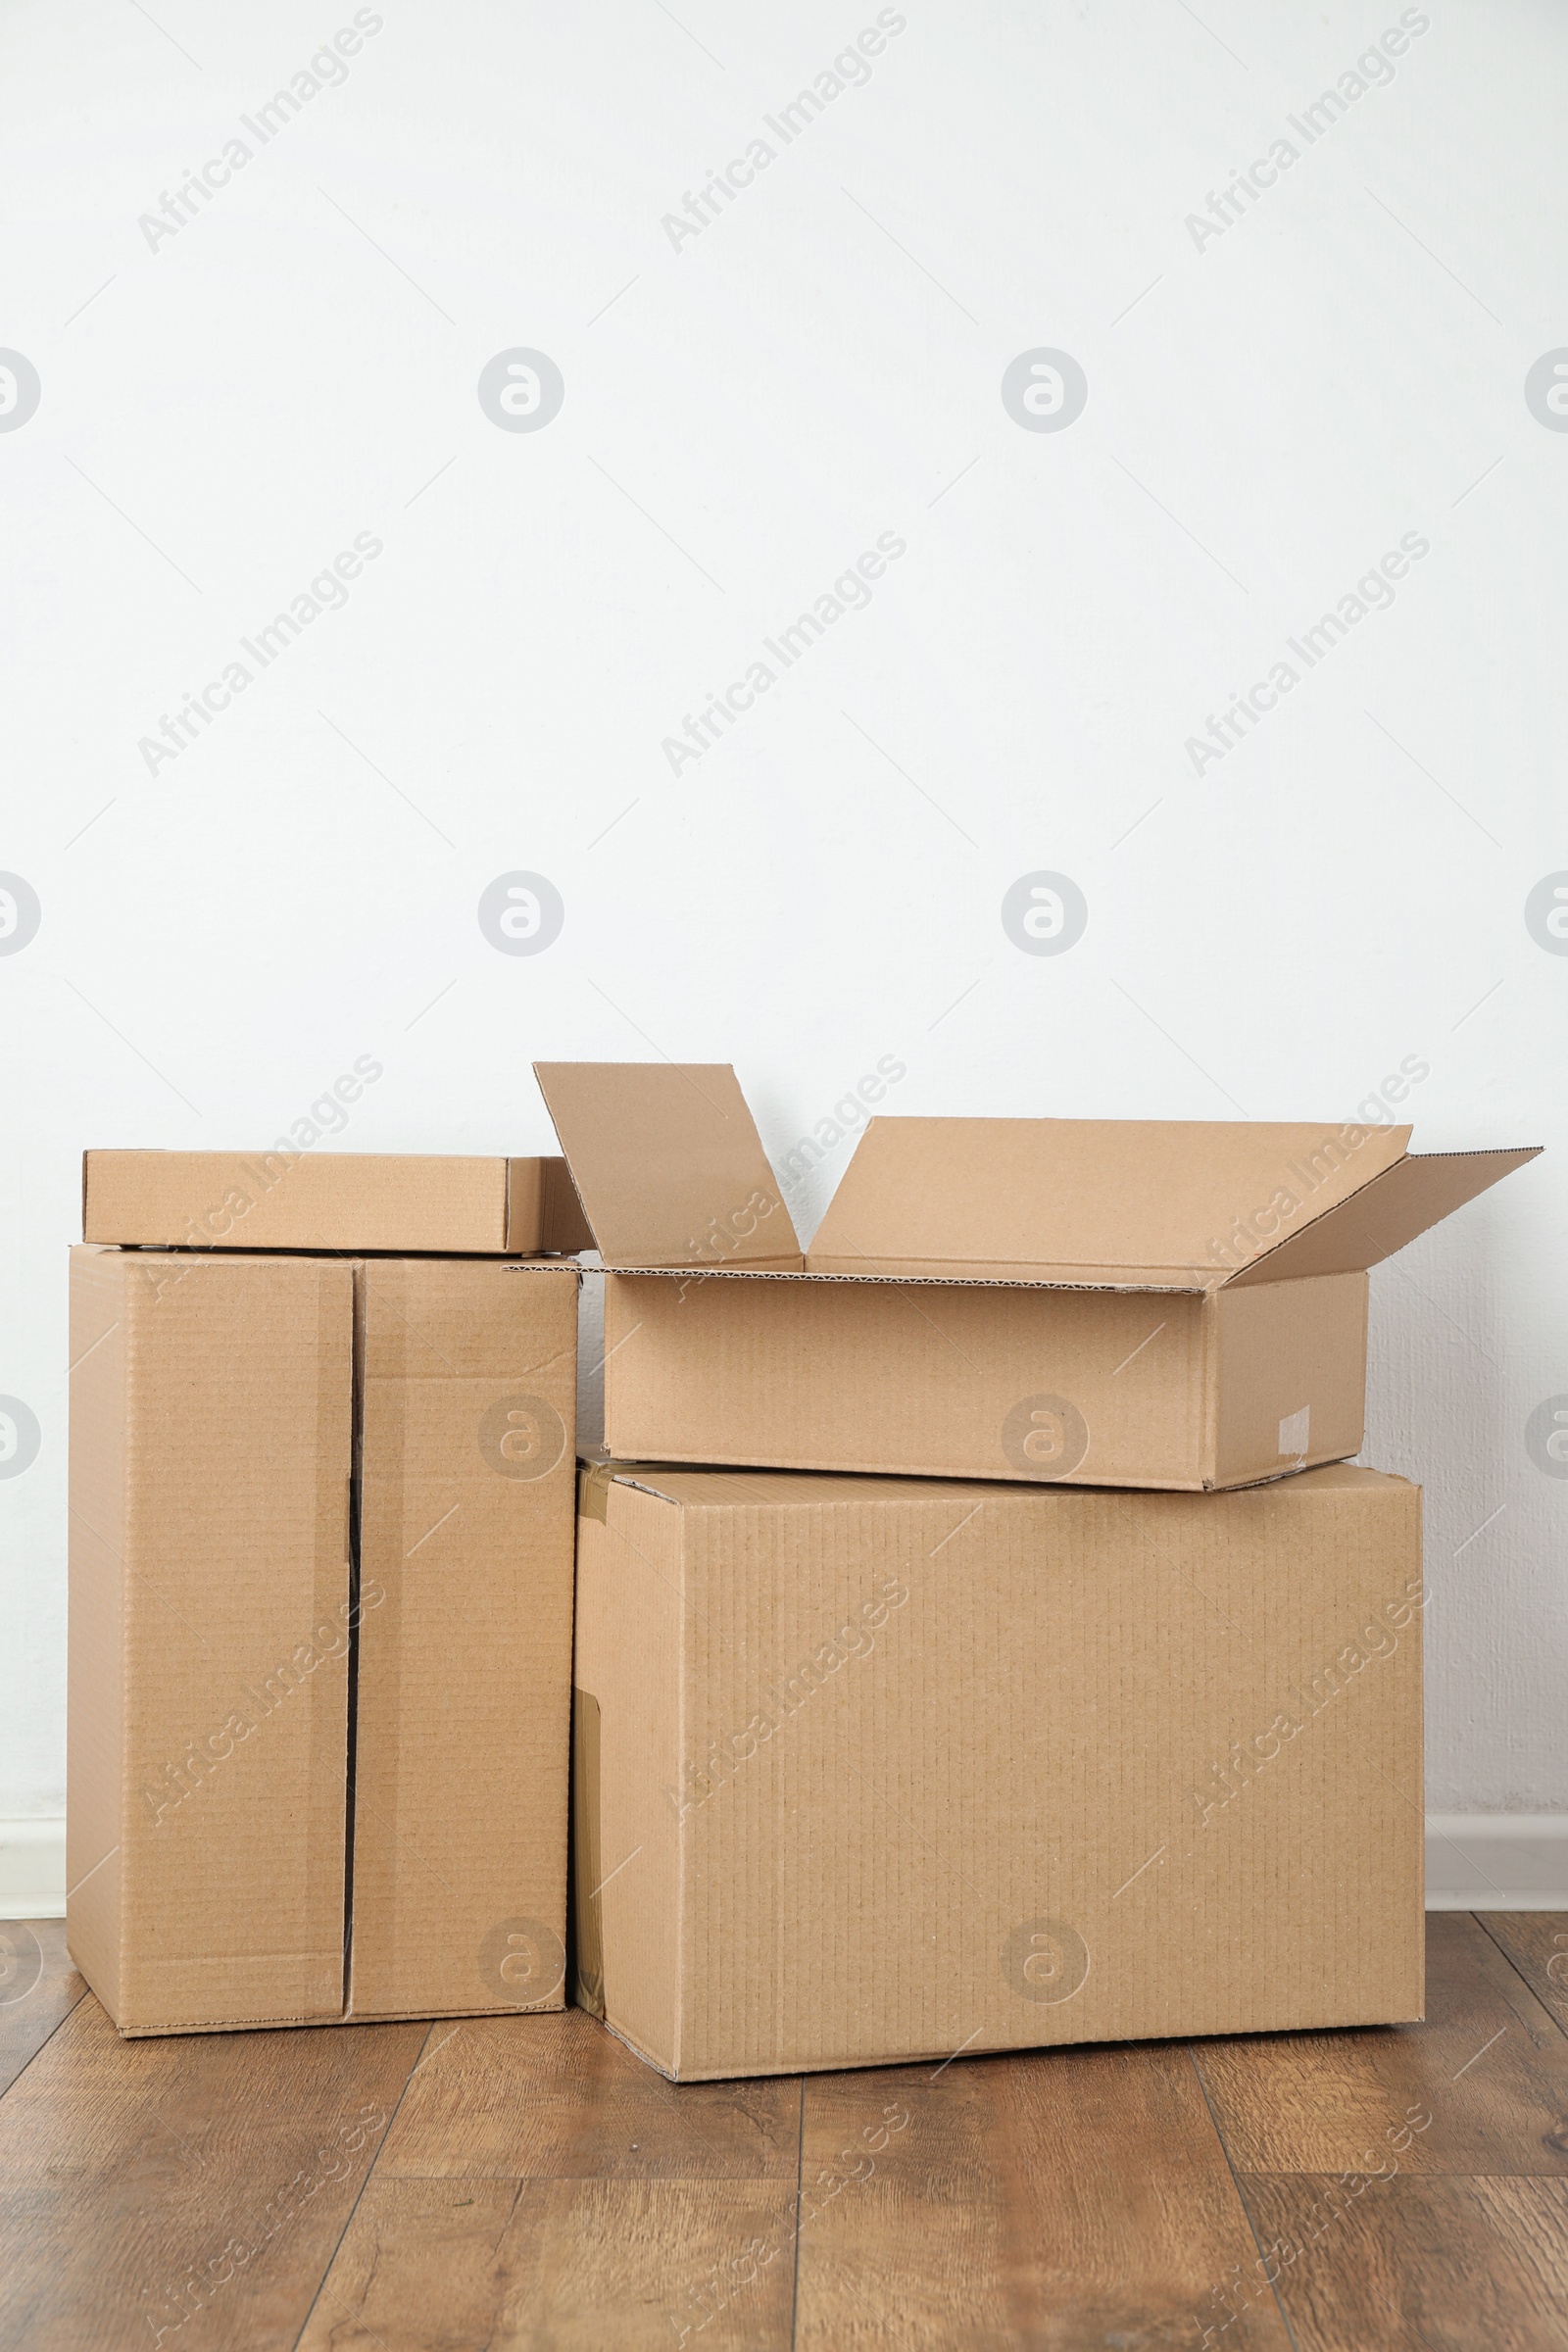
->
1223;1147;1542;1286
534;1062;804;1270
805;1116;1411;1282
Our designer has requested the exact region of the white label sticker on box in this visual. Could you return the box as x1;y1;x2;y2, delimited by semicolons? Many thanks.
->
1278;1405;1310;1458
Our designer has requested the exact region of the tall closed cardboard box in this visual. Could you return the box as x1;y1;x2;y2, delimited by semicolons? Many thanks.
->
69;1207;578;2036
349;1255;577;2022
538;1061;1536;1489
69;1248;355;2034
572;1460;1424;2082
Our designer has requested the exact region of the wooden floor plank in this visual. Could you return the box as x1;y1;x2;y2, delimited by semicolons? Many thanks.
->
373;2005;800;2180
12;1919;1568;2347
1238;2172;1568;2351
793;2043;1292;2349
1475;1912;1568;2039
0;1921;86;2100
0;1993;425;2352
1193;1911;1568;2178
295;2176;801;2350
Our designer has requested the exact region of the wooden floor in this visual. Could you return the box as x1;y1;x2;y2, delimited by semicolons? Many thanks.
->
2;1914;1566;2348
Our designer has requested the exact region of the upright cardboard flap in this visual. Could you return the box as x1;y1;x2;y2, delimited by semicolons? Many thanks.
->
1225;1147;1542;1286
534;1062;803;1270
807;1116;1411;1281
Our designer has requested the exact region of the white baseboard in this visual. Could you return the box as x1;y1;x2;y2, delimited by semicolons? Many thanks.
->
0;1818;66;1919
1426;1813;1568;1909
6;1812;1566;1924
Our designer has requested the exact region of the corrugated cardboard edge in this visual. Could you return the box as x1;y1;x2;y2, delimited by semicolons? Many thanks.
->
605;1262;1210;1294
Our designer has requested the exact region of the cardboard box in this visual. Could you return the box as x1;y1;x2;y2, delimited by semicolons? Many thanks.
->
572;1460;1425;2082
82;1149;591;1255
68;1246;354;2035
539;1062;1538;1489
348;1255;577;2021
68;1244;577;2036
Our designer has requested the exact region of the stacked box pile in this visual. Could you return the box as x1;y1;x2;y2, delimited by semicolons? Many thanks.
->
535;1061;1537;2080
68;1152;588;2035
66;1089;1539;2084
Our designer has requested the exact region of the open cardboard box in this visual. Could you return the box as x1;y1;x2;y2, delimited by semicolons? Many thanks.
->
537;1062;1539;1491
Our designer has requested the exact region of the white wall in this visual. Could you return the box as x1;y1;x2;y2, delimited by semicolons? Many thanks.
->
2;0;1565;1836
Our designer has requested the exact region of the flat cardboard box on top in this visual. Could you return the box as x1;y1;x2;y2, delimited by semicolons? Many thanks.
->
537;1061;1538;1489
82;1148;591;1255
572;1461;1425;2082
68;1242;577;2037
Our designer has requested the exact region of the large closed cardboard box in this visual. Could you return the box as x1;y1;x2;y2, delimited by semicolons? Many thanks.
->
572;1460;1424;2082
68;1245;577;2035
538;1061;1537;1490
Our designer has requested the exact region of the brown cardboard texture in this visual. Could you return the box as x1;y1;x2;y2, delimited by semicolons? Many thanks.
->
348;1255;577;2021
68;1244;579;2036
68;1246;354;2035
573;1461;1425;2082
537;1062;1539;1489
82;1150;592;1255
